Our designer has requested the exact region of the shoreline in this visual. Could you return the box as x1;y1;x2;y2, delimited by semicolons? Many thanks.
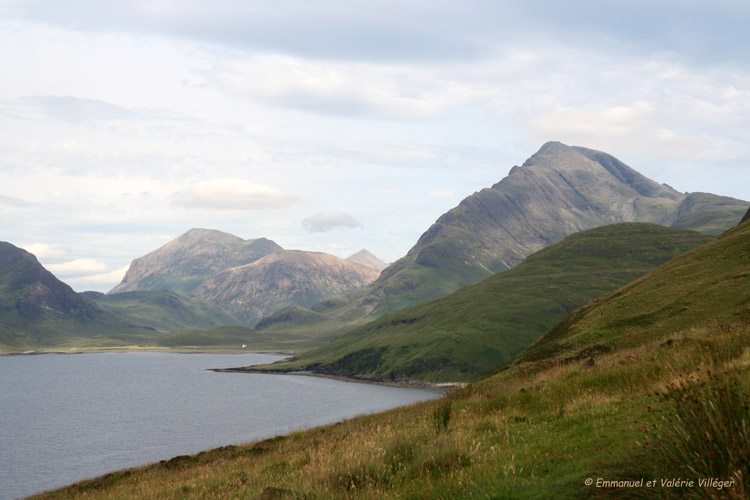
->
0;348;298;357
213;366;465;390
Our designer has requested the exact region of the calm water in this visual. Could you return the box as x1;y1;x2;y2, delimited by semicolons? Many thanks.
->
0;351;440;500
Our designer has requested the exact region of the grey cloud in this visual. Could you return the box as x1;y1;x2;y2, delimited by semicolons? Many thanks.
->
0;193;30;206
302;212;362;233
8;1;749;67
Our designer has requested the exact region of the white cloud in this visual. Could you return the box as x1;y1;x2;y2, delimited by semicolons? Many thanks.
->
429;189;456;199
65;265;129;292
301;212;362;233
209;55;487;120
46;258;108;277
20;242;66;259
172;178;296;210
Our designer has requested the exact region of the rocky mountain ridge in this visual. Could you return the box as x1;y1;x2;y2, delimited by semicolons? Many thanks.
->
302;142;748;324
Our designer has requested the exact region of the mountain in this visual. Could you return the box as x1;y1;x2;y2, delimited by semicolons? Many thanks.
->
81;290;241;333
111;228;282;295
345;249;388;272
249;223;712;381
292;142;748;325
0;242;153;350
191;250;381;326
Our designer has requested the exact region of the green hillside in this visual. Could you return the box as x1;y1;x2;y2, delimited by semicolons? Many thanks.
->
254;223;712;381
83;290;240;333
35;214;750;500
507;204;750;370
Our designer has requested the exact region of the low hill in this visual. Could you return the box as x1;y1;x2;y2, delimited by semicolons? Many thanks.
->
191;250;381;326
111;228;282;295
82;290;240;333
251;223;712;381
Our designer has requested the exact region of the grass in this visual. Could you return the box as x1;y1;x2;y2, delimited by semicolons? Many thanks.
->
86;290;241;333
258;224;712;381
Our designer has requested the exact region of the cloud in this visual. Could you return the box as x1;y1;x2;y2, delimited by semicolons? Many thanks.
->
20;243;67;259
21;95;140;123
429;189;456;199
301;212;362;233
209;55;486;120
65;265;129;291
0;193;29;206
172;179;296;210
46;258;108;277
6;1;484;63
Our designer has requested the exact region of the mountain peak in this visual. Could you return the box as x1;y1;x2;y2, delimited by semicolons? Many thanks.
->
345;249;388;272
110;229;282;294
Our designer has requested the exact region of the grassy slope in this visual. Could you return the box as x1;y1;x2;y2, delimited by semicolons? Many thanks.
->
85;290;241;333
32;220;750;500
511;212;750;368
259;224;712;381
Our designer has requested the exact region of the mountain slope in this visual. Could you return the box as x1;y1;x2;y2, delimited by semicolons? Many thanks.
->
0;242;154;350
252;223;712;381
111;228;282;295
302;142;747;324
508;207;750;369
191;250;381;326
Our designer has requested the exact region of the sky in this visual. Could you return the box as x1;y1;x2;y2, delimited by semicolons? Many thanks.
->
1;0;749;292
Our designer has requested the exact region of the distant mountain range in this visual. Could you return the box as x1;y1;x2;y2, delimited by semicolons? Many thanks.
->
110;229;384;326
111;229;283;295
0;241;249;351
267;142;748;333
2;142;747;354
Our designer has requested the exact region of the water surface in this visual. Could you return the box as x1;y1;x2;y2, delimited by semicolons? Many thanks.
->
0;351;439;500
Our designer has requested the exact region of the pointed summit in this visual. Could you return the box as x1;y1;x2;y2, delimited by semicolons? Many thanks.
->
309;142;748;322
345;249;388;272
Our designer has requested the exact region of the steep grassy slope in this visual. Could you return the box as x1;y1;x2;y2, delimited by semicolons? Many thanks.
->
82;290;240;333
507;206;750;370
34;219;750;500
253;224;712;381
